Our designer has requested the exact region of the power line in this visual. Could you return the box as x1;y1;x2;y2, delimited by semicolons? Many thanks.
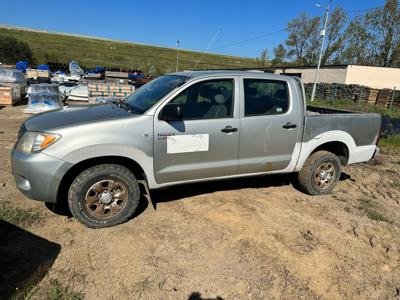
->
208;5;384;52
345;6;380;14
210;28;286;51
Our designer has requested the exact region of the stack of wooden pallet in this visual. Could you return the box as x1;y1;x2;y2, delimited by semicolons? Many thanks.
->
376;89;393;106
365;88;379;104
88;82;135;98
304;83;386;104
386;90;400;108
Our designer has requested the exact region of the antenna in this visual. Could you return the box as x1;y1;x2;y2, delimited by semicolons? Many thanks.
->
186;30;221;81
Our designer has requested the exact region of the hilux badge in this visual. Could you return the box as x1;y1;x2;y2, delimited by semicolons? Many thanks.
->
158;132;175;140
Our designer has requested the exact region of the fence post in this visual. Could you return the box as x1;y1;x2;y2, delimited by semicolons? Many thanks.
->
389;86;396;111
332;83;337;103
358;85;364;106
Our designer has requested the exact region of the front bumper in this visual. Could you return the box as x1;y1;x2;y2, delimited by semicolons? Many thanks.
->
11;148;73;203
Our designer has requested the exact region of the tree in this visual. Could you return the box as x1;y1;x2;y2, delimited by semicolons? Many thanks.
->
284;7;348;66
256;49;269;67
368;0;400;67
338;15;371;65
340;0;400;67
0;34;34;64
321;6;348;64
271;44;287;66
285;13;320;65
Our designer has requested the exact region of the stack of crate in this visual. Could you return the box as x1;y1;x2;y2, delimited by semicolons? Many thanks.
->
26;69;50;79
0;85;21;105
88;82;135;99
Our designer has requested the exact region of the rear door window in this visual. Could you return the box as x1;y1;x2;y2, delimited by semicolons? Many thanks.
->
243;79;289;116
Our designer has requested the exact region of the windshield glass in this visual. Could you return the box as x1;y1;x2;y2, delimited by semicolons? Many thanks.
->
124;75;186;113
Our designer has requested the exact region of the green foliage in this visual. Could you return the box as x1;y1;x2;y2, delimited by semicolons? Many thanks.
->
322;6;348;65
267;0;399;68
340;0;400;67
0;34;34;64
285;13;320;65
357;198;391;223
44;280;83;300
256;49;269;67
379;135;400;152
0;202;41;228
271;44;287;66
0;28;257;75
276;6;347;66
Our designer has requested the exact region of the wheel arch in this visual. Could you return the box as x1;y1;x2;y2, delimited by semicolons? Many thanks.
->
56;156;147;205
311;141;349;165
295;130;356;171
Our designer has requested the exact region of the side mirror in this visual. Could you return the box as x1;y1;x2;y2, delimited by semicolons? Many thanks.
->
159;104;183;121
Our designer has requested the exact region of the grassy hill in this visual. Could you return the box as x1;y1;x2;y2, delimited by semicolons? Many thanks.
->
0;26;258;75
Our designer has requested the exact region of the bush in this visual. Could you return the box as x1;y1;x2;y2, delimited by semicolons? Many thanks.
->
0;34;34;64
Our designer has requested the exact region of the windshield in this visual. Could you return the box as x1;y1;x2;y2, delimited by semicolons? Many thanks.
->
124;75;186;113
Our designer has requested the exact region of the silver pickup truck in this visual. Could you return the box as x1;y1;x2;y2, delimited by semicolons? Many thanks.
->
11;71;381;228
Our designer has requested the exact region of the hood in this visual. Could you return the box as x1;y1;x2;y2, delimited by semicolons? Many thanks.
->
24;103;135;132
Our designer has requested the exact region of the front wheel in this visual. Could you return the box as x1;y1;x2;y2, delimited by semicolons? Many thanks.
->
298;150;341;195
68;164;140;228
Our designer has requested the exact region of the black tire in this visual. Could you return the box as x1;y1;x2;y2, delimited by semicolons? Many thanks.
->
298;150;341;195
68;164;140;228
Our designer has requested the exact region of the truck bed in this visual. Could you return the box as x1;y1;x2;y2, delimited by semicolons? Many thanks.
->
304;106;381;146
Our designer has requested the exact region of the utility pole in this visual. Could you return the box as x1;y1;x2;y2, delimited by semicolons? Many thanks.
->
310;0;332;102
176;40;180;72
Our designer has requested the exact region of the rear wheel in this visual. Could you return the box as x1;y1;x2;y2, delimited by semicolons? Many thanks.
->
68;164;140;228
298;150;341;195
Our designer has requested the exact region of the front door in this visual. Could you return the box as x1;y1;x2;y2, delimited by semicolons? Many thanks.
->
154;77;239;184
238;77;301;174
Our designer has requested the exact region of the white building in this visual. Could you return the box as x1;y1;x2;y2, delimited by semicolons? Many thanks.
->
268;65;400;90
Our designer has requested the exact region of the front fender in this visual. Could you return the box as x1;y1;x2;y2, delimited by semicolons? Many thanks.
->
59;144;157;188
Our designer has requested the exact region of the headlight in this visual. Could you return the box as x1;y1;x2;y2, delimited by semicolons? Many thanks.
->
16;132;61;154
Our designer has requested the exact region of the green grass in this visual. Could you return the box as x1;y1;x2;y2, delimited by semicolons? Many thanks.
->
357;198;390;223
43;280;83;300
0;27;258;75
0;202;42;228
379;135;400;152
15;280;84;300
308;99;400;118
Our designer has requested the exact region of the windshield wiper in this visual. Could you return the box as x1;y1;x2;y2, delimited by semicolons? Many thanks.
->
112;99;138;114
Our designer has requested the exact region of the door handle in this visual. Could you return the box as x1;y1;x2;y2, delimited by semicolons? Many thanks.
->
282;122;297;129
221;126;238;133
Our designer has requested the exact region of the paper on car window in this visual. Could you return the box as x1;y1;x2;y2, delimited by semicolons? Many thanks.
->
167;134;209;154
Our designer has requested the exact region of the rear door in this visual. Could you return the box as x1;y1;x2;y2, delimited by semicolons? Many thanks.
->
238;77;301;174
153;77;240;184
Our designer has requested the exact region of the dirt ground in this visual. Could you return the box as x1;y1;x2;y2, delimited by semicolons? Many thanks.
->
1;105;400;300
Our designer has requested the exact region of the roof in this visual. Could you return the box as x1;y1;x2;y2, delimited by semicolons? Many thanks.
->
237;64;400;71
169;70;293;80
268;64;350;70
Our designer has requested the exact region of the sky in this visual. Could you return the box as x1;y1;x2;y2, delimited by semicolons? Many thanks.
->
1;0;385;58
